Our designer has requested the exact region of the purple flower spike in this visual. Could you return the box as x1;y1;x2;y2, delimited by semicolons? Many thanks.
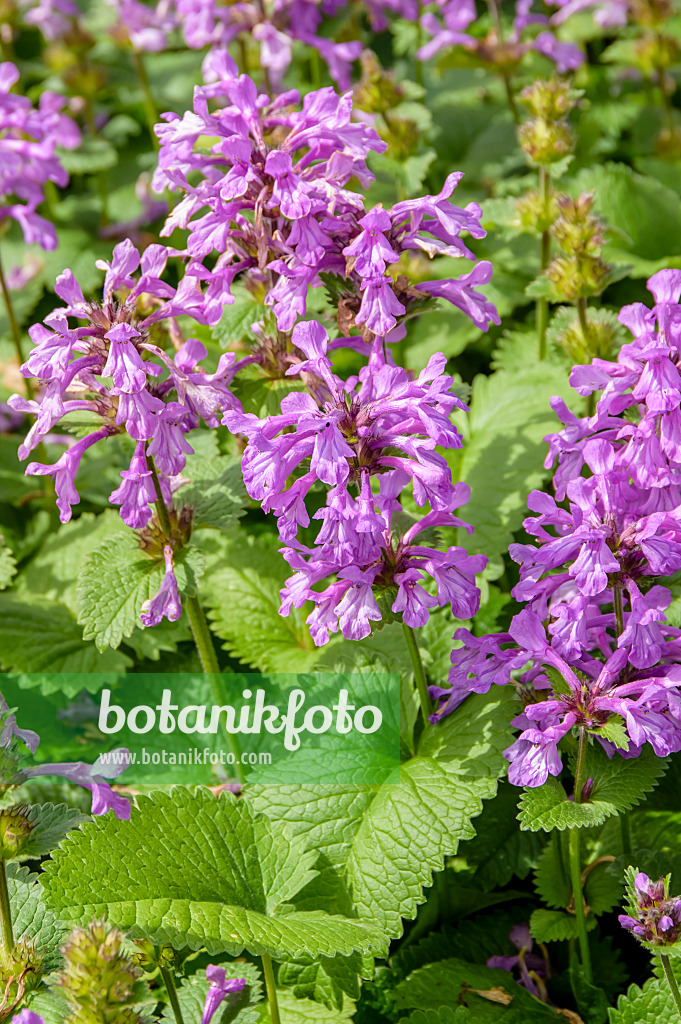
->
201;966;246;1024
25;751;132;820
620;872;681;945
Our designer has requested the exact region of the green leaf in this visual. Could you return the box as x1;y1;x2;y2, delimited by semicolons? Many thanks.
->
212;283;267;348
13;510;128;616
58;136;118;174
0;544;16;590
278;954;363;1010
200;529;321;672
0;598;131;674
573;163;681;263
518;745;668;832
529;907;597;943
609;962;681;1023
392;958;558;1019
397;1011;462;1024
464;782;546;891
534;837;571;910
41;787;388;959
77;533;204;651
250;690;514;939
448;365;575;579
8;863;70;972
2;802;86;862
178;441;247;530
158;962;262;1023
276;989;355;1023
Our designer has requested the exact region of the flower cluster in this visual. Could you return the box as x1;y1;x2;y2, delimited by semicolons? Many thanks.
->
228;320;486;642
0;61;80;250
0;694;131;819
619;872;681;946
418;0;584;74
153;59;499;343
432;269;681;786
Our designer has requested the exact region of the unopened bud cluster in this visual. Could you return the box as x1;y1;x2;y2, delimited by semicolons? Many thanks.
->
0;804;33;860
53;920;149;1024
545;193;611;300
517;77;578;165
619;872;681;946
0;937;44;1015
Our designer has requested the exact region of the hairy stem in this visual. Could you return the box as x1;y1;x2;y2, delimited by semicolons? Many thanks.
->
570;727;592;983
0;245;32;397
402;623;432;721
537;166;551;360
660;954;681;1019
132;50;159;150
262;953;281;1024
160;964;185;1024
613;581;624;639
145;451;172;539
577;296;590;346
185;594;246;785
0;860;14;953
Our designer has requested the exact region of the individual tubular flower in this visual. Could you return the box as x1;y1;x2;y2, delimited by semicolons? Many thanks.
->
0;695;131;819
487;924;549;1000
201;966;247;1024
619;871;681;946
140;545;182;627
433;268;681;785
0;62;80;250
153;61;497;343
106;0;177;51
12;239;239;527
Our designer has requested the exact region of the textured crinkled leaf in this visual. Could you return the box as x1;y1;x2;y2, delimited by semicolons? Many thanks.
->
179;437;247;530
157;961;262;1023
77;532;204;651
609;960;681;1024
3;802;87;861
276;989;355;1023
0;544;16;590
278;952;365;1010
529;908;597;943
464;781;545;891
519;746;667;832
250;690;514;939
534;837;572;910
12;511;128;615
201;529;321;672
16;988;71;1024
40;788;387;958
8;864;70;972
0;598;131;674
447;365;575;579
392;958;559;1018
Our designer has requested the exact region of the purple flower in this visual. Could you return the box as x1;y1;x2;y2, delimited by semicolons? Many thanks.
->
110;441;157;529
488;924;548;1000
12;1011;45;1024
26;751;132;819
619;872;681;945
140;545;182;627
201;966;247;1024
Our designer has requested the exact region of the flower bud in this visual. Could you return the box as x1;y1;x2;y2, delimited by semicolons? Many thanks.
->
551;193;604;256
619;871;681;946
545;255;610;301
519;77;578;121
635;32;680;74
0;804;33;860
517;118;575;165
550;307;622;364
514;189;560;235
0;937;44;1014
54;919;149;1023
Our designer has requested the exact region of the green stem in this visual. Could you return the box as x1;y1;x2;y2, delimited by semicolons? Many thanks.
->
501;72;519;124
132;50;159;150
185;594;246;785
160;964;185;1024
0;245;31;396
660;954;681;1020
537;166;551;361
146;451;172;539
577;296;590;347
613;582;624;639
402;622;431;722
262;953;281;1024
0;860;14;953
570;727;592;983
415;0;424;87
